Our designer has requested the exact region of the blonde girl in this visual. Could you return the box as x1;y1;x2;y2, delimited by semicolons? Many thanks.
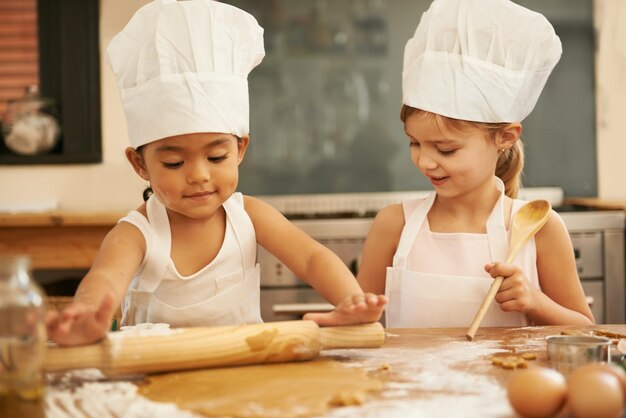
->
357;0;593;328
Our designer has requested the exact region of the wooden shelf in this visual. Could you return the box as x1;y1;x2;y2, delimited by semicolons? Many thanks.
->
0;211;123;269
0;212;123;227
564;197;626;216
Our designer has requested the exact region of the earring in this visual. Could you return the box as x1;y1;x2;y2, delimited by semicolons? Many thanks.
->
142;185;153;201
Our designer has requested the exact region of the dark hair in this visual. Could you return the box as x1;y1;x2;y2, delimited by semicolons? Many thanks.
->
400;105;524;198
133;145;153;201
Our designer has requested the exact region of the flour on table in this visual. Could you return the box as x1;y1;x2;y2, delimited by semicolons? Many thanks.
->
45;373;201;418
46;368;107;386
45;323;204;418
324;339;514;418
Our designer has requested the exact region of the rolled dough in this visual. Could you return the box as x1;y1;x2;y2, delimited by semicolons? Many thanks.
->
139;359;382;417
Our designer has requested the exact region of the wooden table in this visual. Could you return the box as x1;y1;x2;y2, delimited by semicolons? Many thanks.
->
322;325;625;417
43;325;626;417
0;212;121;269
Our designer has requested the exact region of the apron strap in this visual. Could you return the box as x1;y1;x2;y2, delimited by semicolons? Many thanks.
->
138;193;255;292
138;195;172;293
393;176;509;269
223;193;257;274
485;177;508;263
393;191;436;269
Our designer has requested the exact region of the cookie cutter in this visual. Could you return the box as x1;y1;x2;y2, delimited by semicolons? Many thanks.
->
546;335;611;374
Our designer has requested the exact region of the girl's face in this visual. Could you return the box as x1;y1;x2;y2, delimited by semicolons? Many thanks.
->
405;113;502;199
127;133;248;219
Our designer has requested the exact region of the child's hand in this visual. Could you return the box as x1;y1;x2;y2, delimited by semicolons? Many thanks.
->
303;293;388;327
485;262;539;314
45;293;115;347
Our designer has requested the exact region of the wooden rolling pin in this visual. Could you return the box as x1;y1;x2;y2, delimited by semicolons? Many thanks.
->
45;320;385;376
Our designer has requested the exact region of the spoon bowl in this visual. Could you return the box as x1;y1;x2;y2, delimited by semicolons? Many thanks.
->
507;199;551;257
466;199;551;341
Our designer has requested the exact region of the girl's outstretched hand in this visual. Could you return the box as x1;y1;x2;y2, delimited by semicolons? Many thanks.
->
485;262;540;315
45;293;116;347
303;293;388;327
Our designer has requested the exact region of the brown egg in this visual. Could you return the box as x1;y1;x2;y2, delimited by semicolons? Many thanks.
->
569;363;626;396
568;368;624;418
507;367;567;418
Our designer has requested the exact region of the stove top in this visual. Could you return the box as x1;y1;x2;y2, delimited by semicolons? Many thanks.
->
258;189;625;231
285;211;377;220
554;204;616;213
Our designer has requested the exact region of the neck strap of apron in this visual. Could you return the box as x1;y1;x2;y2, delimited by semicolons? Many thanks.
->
138;194;172;293
139;194;256;294
222;193;257;273
393;177;508;269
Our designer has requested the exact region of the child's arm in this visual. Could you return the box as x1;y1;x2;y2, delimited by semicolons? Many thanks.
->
356;204;405;295
487;210;594;325
45;222;146;346
243;196;387;325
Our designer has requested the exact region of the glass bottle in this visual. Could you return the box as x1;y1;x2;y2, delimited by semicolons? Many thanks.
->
0;256;46;418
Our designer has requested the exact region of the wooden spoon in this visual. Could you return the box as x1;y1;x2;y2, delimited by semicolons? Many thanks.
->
466;200;551;341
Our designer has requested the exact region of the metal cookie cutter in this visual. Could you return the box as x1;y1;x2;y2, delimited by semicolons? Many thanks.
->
546;335;611;375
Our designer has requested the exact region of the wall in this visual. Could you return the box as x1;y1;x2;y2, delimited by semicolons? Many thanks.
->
0;0;623;212
0;0;149;213
594;0;626;200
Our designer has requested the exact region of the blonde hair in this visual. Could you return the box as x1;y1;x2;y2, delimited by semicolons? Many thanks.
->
400;105;524;198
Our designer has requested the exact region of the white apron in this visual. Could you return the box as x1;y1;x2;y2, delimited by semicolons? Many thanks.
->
120;193;262;327
385;178;531;328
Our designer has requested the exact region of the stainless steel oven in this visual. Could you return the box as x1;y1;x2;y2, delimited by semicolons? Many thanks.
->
563;210;625;323
257;191;625;324
258;217;372;321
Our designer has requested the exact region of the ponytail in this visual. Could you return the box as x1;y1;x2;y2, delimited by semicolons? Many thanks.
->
495;140;524;198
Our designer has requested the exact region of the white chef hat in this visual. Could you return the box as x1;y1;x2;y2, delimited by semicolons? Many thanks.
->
107;0;264;148
402;0;562;123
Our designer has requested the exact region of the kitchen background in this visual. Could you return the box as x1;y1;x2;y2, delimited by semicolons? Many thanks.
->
234;0;597;197
0;0;624;211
